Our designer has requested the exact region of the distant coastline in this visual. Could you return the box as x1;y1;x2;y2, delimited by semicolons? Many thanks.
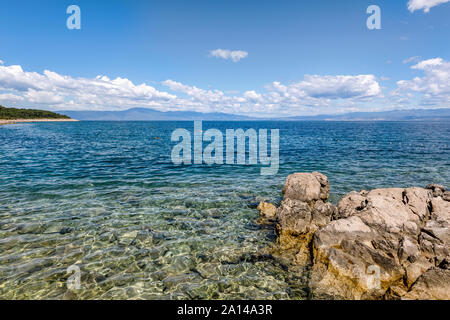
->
58;107;450;122
2;105;449;122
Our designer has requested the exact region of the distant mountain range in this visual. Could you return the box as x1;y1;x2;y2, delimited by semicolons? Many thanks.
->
58;107;450;121
59;108;254;121
281;108;450;121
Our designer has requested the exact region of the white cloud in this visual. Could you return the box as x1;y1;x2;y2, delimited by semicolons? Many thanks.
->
396;57;450;106
0;93;24;103
0;60;4;65
1;58;446;117
412;57;447;70
0;63;177;110
403;56;421;64
0;65;46;91
286;75;381;100
162;79;225;103
243;90;263;101
407;0;450;12
0;60;385;116
209;49;248;62
24;89;65;105
163;74;382;116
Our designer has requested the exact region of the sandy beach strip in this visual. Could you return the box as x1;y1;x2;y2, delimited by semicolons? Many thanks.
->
0;119;79;125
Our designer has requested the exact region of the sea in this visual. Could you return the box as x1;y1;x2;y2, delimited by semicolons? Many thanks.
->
0;121;448;299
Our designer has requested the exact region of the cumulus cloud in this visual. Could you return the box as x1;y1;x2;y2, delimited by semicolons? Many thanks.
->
396;57;450;106
0;60;4;65
209;49;248;62
0;93;24;103
243;90;263;102
407;0;450;12
283;75;381;100
163;74;382;115
0;60;385;116
162;80;225;103
24;89;65;105
3;58;445;116
0;63;177;110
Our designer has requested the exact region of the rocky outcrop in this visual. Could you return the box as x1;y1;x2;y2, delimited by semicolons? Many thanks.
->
268;172;449;300
275;172;336;264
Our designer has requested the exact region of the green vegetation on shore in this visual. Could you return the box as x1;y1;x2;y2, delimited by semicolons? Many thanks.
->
0;105;70;120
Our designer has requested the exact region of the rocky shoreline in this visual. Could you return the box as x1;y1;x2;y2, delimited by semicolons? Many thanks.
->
0;119;78;125
258;172;449;300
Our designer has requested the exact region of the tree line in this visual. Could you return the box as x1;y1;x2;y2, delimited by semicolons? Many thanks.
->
0;105;70;120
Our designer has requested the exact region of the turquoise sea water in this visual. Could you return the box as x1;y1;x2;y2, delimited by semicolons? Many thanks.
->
0;121;449;299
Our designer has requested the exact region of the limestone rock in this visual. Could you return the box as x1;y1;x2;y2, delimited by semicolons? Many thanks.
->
276;197;336;261
281;172;329;204
336;191;368;219
312;172;330;201
272;172;449;299
426;184;446;197
275;173;335;263
257;201;277;223
309;186;445;299
420;197;450;264
404;256;433;288
312;200;336;227
443;191;450;202
276;198;312;251
403;268;450;300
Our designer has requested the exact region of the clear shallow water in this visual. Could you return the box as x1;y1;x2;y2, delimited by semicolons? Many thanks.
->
0;121;448;299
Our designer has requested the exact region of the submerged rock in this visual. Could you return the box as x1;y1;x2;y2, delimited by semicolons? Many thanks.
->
59;227;74;235
257;201;277;225
268;172;449;300
118;230;139;246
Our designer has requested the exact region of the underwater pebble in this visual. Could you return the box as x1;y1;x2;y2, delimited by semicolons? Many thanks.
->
118;230;138;246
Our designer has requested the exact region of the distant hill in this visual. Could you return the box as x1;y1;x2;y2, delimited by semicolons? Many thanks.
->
282;108;450;121
58;107;450;121
59;107;255;121
0;105;70;120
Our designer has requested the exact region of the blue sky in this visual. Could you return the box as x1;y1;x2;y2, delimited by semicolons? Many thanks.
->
0;0;449;116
